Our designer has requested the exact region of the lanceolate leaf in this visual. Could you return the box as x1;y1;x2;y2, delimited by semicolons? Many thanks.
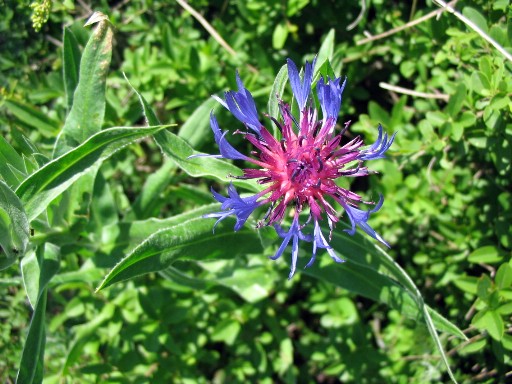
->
267;64;288;135
17;244;60;384
124;74;259;192
16;125;170;221
0;180;29;269
178;97;218;147
53;19;114;158
312;225;463;381
62;27;81;111
96;217;262;291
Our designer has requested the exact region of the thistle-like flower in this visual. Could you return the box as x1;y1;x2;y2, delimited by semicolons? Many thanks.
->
196;58;395;278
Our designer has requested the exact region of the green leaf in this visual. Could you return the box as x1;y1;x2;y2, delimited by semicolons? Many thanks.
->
307;226;462;381
3;99;60;137
16;124;170;222
16;288;47;384
477;274;492;301
453;276;479;295
210;318;241;345
472;309;504;341
62;27;81;110
471;71;491;96
17;244;60;384
21;244;60;309
496;263;512;290
272;22;289;50
0;135;26;188
445;83;466;117
53;19;114;157
177;97;218;147
317;29;335;68
157;129;258;192
462;7;488;34
0;180;29;269
96;217;262;291
100;204;221;257
458;338;487;355
129;160;176;220
468;245;503;264
124;74;259;192
267;64;288;135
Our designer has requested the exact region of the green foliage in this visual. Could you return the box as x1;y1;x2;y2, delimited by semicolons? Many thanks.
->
0;0;511;383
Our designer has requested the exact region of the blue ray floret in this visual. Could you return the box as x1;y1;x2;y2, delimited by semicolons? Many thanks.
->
358;124;397;161
204;183;262;231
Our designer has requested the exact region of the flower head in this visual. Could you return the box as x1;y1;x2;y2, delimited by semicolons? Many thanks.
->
199;58;395;278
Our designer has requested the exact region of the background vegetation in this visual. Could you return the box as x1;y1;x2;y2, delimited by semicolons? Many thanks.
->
1;0;511;382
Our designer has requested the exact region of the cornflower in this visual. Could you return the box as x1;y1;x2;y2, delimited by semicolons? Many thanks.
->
195;58;395;278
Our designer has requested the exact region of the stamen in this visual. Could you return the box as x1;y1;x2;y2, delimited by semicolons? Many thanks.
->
268;116;283;134
280;138;287;151
287;159;298;164
316;155;324;172
258;177;272;184
291;168;299;181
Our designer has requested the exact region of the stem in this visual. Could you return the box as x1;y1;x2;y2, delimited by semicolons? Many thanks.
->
357;1;458;46
433;0;512;63
176;0;258;73
379;82;449;101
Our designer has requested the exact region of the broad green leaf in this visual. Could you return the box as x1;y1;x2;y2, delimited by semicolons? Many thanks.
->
53;19;114;157
471;71;491;96
0;180;29;269
453;275;479;295
211;318;241;345
462;7;488;34
3;99;60;137
62;27;81;110
267;64;288;135
472;309;504;341
177;97;218;147
445;83;466;117
96;217;263;291
468;245;504;264
496;263;512;290
16;125;170;221
458;338;487;355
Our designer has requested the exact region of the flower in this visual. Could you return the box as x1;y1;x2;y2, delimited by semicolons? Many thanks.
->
196;58;395;278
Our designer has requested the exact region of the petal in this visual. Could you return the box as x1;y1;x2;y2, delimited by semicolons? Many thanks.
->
210;113;250;161
357;125;396;161
206;184;261;232
342;195;390;247
306;219;344;268
287;58;316;112
317;76;346;121
223;72;262;133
